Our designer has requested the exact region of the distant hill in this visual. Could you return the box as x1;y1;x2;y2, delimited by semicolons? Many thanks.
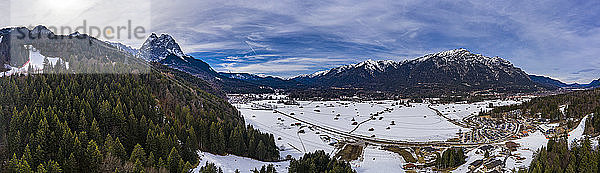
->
566;79;600;89
529;75;567;90
529;75;599;89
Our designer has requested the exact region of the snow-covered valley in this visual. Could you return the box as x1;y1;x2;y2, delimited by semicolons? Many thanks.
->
193;96;557;172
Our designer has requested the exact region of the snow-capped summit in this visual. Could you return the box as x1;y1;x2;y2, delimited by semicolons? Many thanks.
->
298;59;402;79
411;48;519;77
349;59;400;72
136;33;185;62
415;48;512;66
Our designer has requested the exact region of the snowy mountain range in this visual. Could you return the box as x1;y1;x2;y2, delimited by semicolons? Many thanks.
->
218;48;600;95
218;72;302;89
295;59;402;79
283;48;542;95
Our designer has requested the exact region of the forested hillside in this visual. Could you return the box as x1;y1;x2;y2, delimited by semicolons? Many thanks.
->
0;66;279;172
0;26;280;172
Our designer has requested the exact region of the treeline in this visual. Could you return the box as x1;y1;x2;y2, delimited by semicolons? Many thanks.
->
0;71;278;172
197;162;224;173
288;89;403;101
252;165;276;173
486;88;600;133
288;150;356;173
524;138;598;173
436;147;466;169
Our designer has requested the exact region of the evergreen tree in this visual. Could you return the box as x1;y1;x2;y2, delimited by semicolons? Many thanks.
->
167;147;182;173
129;143;146;164
86;140;102;171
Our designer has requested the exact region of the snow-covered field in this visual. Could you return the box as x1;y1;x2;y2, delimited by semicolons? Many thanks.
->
193;151;290;173
251;100;469;142
232;100;477;172
237;102;336;160
352;103;469;142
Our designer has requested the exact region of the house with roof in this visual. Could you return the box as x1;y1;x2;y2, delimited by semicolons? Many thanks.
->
482;159;503;172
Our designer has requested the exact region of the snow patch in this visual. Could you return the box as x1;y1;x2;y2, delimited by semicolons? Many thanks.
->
351;146;405;173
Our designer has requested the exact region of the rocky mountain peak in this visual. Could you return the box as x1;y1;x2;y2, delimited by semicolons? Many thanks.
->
137;33;185;62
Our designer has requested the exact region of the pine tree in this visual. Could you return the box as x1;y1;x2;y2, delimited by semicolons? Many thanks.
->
147;152;156;167
9;153;33;173
0;65;282;172
231;128;247;155
256;141;266;160
182;161;193;173
129;143;146;164
167;147;182;173
63;153;77;173
89;118;101;143
34;145;45;169
133;159;144;173
78;111;87;131
23;144;33;166
44;160;62;173
36;163;46;173
86;140;102;171
112;137;127;160
157;157;166;170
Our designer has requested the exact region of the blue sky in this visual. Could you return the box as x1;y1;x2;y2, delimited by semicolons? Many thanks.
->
4;0;600;83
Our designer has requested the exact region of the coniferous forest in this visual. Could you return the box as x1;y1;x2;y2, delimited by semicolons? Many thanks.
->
288;150;356;173
0;65;279;172
524;138;598;173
